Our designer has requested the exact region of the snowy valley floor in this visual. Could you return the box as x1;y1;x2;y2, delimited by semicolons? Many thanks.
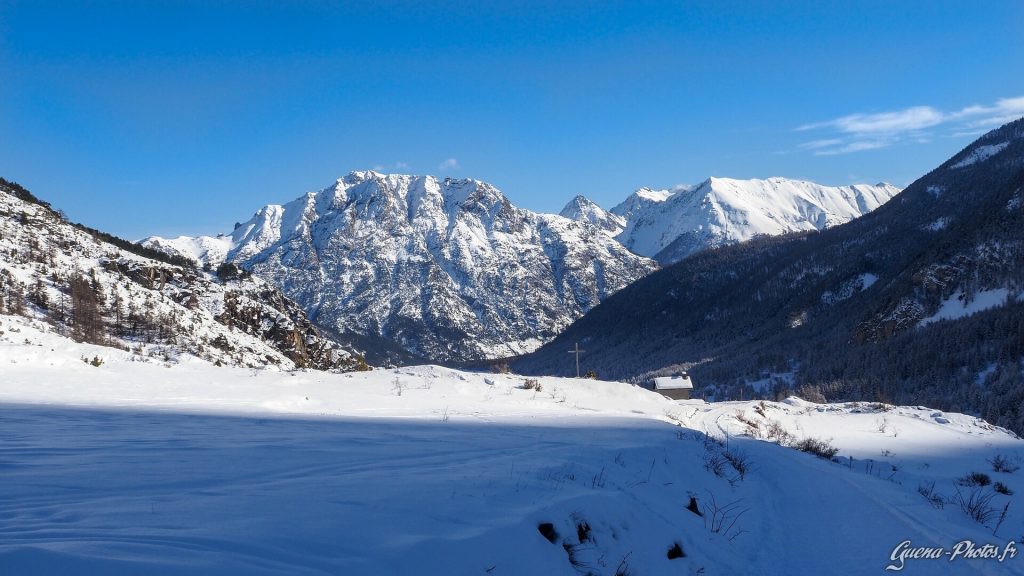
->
1;315;1023;575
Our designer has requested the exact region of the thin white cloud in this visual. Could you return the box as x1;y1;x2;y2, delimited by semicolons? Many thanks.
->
797;138;844;150
370;162;411;173
798;106;944;134
812;139;893;156
797;96;1024;155
962;114;1024;129
438;158;460;171
952;96;1024;123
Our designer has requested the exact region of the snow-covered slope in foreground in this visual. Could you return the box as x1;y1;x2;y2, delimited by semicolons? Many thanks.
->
2;314;1022;576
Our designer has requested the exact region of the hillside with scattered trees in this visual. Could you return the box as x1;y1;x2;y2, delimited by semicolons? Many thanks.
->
0;179;369;371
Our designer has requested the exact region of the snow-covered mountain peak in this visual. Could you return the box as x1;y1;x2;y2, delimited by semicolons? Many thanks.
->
635;186;677;201
342;168;385;182
558;195;625;235
325;171;511;220
559;194;593;213
145;172;656;363
557;176;899;265
616;176;900;263
609;186;677;220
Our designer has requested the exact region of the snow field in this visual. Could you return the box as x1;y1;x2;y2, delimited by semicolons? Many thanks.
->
2;314;1023;575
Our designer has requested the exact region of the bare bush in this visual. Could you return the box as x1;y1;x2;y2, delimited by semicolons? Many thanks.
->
765;420;793;446
702;490;748;541
521;378;542;392
723;448;752;480
958;472;992;487
994;482;1013;495
734;410;761;437
952;485;998;524
917;481;945;509
793;437;839;460
989;455;1020;474
704;452;727;478
700;432;725;449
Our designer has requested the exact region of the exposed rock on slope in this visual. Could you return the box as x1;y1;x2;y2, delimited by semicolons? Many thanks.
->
146;172;657;363
0;179;365;371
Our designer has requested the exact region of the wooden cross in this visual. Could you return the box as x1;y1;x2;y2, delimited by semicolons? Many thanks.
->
567;342;585;378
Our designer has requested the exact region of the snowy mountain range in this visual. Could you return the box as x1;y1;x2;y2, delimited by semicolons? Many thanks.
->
560;178;901;264
145;171;656;363
0;179;364;371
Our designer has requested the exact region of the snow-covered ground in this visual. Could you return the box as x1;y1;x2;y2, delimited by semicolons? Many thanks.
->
951;142;1011;169
2;314;1023;575
920;289;1017;326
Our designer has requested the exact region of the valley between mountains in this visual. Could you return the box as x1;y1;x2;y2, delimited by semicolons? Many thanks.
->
1;117;1023;576
5;5;1024;576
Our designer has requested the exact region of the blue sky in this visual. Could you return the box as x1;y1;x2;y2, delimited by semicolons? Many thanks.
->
2;1;1022;239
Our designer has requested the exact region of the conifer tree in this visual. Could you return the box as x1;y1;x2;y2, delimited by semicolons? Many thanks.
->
70;274;103;343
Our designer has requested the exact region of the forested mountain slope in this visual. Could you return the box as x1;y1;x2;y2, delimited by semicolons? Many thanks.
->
517;118;1024;433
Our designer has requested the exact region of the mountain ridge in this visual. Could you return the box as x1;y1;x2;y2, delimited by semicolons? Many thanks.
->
559;177;900;265
145;171;657;363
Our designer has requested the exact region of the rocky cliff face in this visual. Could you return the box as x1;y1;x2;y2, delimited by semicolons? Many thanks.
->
146;171;656;363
